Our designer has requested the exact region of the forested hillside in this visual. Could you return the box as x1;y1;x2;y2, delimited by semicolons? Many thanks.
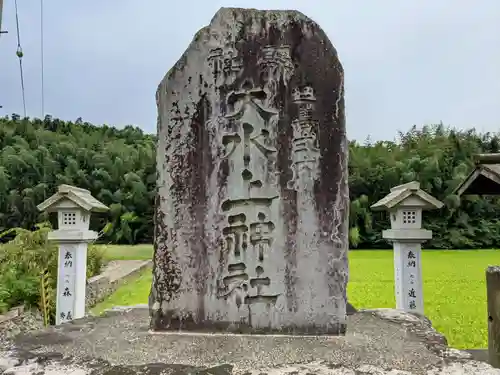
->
1;114;500;249
0;114;156;244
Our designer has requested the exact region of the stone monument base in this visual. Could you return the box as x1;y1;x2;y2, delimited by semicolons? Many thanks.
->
0;306;497;375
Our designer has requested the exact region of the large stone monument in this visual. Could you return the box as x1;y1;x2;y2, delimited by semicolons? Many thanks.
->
151;7;349;334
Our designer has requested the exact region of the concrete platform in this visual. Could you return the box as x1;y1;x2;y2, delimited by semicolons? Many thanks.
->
0;307;498;374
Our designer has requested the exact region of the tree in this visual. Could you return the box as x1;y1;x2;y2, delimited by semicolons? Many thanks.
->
2;114;500;249
0;115;156;244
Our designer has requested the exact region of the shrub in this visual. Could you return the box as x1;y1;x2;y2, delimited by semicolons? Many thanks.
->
0;222;106;315
87;245;106;279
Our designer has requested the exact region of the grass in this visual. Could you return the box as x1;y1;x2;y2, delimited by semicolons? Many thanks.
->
348;249;498;349
90;244;153;315
91;267;152;315
99;244;153;261
91;245;499;349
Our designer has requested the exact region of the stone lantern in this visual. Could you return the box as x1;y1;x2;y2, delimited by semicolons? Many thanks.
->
371;181;443;315
37;184;108;324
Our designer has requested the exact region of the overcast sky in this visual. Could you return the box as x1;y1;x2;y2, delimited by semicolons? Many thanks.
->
0;0;499;141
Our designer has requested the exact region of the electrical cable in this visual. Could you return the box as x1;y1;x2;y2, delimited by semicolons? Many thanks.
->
14;0;26;117
40;0;44;117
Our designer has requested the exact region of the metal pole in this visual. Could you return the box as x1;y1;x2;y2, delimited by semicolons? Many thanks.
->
0;0;4;34
0;0;4;109
0;0;7;36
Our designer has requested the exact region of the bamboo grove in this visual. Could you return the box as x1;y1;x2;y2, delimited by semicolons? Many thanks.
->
2;114;500;249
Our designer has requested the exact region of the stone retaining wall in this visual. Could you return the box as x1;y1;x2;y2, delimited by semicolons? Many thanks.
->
0;306;24;325
85;260;152;307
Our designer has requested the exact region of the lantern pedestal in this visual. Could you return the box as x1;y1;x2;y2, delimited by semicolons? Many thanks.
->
37;185;108;325
371;182;443;314
50;230;98;324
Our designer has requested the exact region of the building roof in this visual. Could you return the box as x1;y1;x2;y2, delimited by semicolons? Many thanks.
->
37;184;109;213
454;163;500;196
371;181;444;211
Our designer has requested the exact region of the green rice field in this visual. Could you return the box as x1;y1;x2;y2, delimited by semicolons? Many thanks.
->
95;246;499;349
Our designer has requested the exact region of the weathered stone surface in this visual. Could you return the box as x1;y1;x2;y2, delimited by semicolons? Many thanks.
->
152;7;348;334
1;307;498;374
0;309;45;342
